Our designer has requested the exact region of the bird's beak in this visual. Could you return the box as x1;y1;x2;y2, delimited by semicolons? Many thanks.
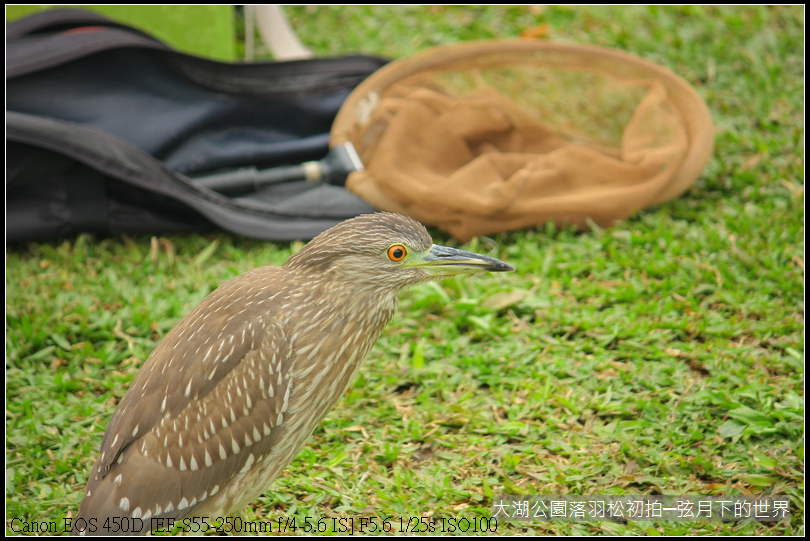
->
405;244;515;276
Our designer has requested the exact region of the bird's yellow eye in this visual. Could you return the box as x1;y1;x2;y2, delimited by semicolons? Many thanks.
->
387;244;408;262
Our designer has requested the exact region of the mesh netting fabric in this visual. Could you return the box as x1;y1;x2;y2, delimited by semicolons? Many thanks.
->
332;41;713;241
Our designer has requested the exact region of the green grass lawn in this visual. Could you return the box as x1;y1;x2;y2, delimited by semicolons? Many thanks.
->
5;5;803;536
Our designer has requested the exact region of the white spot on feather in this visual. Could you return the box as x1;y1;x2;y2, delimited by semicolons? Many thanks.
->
240;453;255;473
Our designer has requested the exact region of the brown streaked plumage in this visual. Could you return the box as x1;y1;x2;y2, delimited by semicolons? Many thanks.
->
71;212;513;535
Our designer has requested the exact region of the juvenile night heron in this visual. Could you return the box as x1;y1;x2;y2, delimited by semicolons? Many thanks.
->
71;212;513;535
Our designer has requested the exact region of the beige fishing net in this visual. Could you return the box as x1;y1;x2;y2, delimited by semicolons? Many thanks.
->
331;41;714;241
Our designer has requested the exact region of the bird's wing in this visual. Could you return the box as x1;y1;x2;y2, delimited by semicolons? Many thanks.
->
77;267;293;525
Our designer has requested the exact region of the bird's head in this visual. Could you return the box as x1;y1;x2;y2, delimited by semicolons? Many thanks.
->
284;212;514;292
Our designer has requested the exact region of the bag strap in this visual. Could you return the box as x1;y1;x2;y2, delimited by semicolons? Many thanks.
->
7;8;170;78
6;8;123;38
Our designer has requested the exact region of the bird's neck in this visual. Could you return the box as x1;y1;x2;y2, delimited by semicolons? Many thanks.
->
285;275;400;349
279;274;399;427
